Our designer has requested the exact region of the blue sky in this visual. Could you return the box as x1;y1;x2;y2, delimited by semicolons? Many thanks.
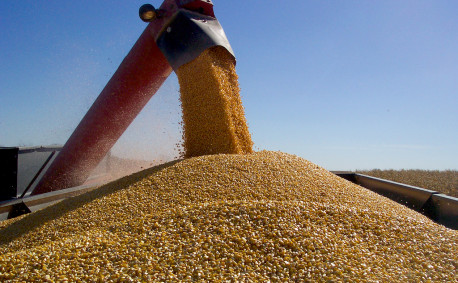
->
1;0;457;170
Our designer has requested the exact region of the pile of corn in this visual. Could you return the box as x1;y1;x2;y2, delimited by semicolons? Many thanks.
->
176;46;253;157
0;151;456;281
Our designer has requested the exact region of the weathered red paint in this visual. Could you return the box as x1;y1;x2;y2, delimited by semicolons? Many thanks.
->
32;24;172;195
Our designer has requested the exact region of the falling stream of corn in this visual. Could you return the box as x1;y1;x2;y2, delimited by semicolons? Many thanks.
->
177;46;253;157
0;47;457;282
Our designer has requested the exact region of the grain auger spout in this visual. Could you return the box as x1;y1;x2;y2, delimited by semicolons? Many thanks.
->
140;1;235;70
31;0;235;195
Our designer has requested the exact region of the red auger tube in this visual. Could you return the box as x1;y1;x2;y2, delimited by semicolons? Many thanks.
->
32;24;172;195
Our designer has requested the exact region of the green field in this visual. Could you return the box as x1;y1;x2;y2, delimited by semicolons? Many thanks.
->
356;169;458;198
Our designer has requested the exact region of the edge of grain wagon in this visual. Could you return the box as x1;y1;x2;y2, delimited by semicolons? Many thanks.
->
332;171;458;230
0;183;97;221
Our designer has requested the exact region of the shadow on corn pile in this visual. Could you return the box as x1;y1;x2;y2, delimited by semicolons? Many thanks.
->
0;160;181;245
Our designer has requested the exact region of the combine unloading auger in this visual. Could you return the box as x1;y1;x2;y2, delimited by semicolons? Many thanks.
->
32;0;234;195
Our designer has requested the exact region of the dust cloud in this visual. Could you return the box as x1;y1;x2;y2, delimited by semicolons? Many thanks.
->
85;74;183;185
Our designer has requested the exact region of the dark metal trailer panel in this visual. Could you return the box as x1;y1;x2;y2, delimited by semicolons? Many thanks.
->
0;146;62;201
0;147;19;201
